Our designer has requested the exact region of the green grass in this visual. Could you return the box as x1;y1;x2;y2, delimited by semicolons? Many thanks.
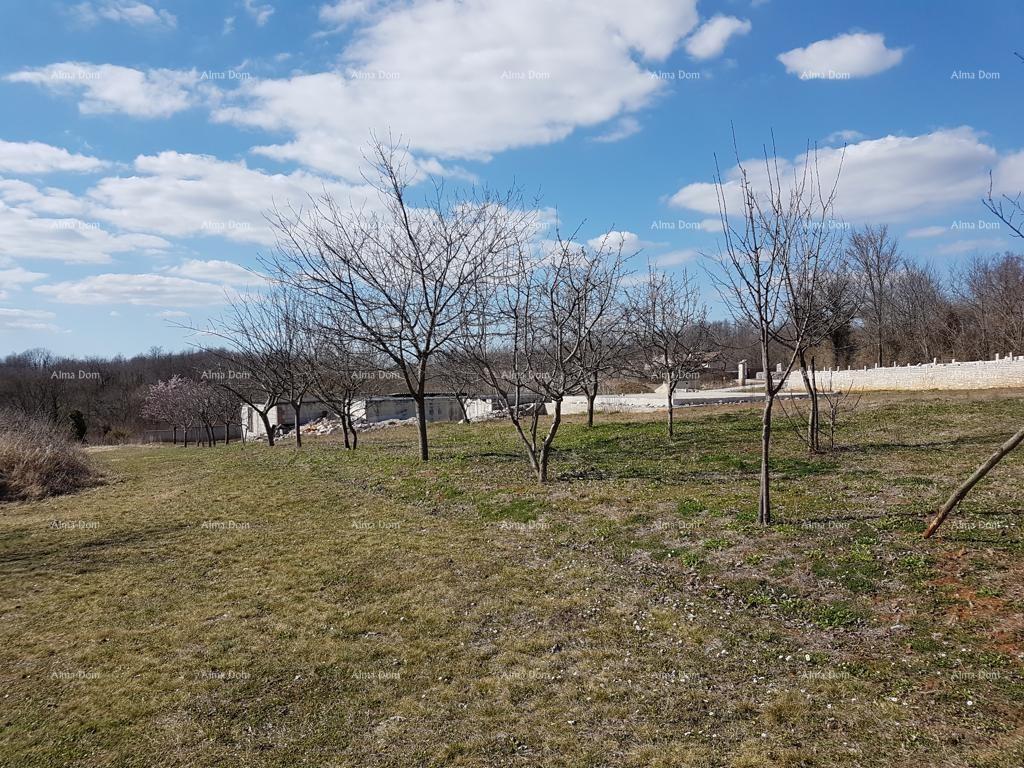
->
2;391;1024;766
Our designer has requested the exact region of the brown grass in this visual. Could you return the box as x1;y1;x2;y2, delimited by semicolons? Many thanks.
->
0;409;99;502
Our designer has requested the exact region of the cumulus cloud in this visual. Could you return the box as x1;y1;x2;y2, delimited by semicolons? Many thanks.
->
684;15;751;60
0;139;105;174
87;151;371;244
0;267;47;300
778;32;906;80
71;1;177;29
6;63;202;118
35;273;236;306
587;230;643;252
0;307;60;332
0;198;169;263
213;0;700;177
669;127;1008;224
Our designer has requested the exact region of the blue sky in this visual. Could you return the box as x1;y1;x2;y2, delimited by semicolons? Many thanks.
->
0;0;1021;356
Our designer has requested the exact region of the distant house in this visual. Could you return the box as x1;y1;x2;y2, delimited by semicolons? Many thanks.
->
354;393;495;423
240;393;511;440
241;398;332;440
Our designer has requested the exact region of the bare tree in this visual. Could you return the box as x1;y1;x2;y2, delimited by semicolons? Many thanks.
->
461;233;625;481
267;137;531;461
848;225;900;368
623;266;710;437
710;136;841;525
577;232;631;427
307;319;383;450
183;289;293;447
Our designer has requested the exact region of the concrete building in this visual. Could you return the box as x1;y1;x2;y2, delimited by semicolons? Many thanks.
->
241;398;333;440
241;393;509;439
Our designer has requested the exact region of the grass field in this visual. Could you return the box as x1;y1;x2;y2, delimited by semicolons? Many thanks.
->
2;392;1024;767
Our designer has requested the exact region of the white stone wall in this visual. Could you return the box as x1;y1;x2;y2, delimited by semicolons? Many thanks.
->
779;356;1024;392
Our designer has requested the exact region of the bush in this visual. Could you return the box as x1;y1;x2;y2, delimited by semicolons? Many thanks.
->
0;410;99;502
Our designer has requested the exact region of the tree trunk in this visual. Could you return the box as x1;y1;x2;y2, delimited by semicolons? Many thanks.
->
759;394;773;526
259;411;276;447
924;426;1024;538
183;426;189;448
341;411;351;449
585;371;598;428
292;402;302;448
537;399;563;483
798;351;820;453
666;384;675;438
455;394;469;423
414;393;429;461
172;426;177;445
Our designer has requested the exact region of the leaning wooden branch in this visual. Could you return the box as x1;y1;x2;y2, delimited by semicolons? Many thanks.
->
923;426;1024;538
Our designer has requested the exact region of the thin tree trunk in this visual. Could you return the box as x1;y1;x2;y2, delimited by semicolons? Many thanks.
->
666;376;675;438
172;426;177;445
798;351;820;453
759;395;773;526
538;399;563;483
259;411;275;446
293;402;302;448
415;393;429;461
341;411;351;449
585;371;598;428
924;426;1024;538
183;426;189;448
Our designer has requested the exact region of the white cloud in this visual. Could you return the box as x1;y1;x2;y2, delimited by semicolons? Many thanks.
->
935;238;1008;256
0;307;60;332
0;198;170;263
669;127;1004;224
87;151;371;244
161;258;263;285
906;225;947;239
6;63;202;118
592;116;642;143
650;249;697;267
684;15;751;60
0;139;105;174
319;0;381;28
0;267;47;300
587;230;642;252
213;0;700;177
778;32;906;80
36;273;236;306
242;0;274;26
823;129;865;146
71;1;177;29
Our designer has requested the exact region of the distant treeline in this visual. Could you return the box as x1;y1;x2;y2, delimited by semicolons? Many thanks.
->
1;249;1020;443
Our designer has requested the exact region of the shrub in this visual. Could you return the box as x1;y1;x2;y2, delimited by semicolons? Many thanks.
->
0;409;99;502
